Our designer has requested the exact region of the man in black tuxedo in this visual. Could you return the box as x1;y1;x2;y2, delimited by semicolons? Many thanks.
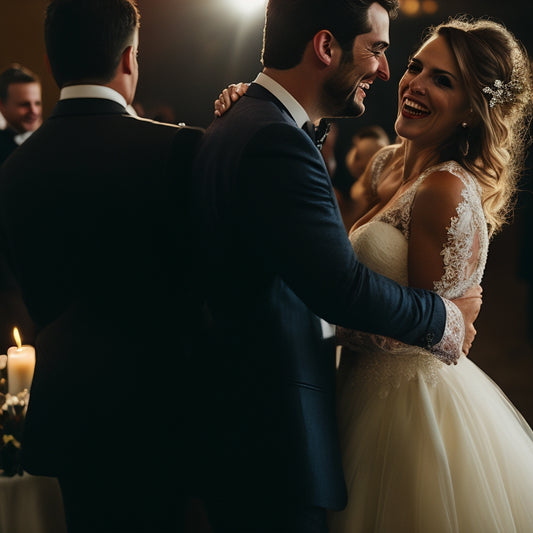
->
0;1;202;532
190;0;481;531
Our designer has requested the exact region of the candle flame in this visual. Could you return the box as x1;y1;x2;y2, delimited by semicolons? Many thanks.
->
13;327;22;349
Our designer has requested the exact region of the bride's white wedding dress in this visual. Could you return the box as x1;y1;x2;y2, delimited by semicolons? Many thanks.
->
330;150;533;533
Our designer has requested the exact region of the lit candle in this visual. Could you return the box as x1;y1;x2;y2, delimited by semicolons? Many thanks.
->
7;327;35;395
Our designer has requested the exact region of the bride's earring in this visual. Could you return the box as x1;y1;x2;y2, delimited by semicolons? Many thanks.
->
460;122;470;157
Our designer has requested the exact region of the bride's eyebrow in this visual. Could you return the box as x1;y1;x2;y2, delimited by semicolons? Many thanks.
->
409;57;458;80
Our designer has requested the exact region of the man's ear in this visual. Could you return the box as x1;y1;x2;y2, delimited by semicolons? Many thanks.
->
313;30;336;67
121;45;135;75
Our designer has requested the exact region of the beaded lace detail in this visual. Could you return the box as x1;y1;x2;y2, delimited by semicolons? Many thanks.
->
337;153;488;392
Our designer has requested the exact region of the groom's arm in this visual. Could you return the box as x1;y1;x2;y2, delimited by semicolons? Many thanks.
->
239;123;467;363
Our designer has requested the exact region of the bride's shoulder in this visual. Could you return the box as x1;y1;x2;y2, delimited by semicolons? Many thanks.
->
419;161;479;193
412;162;483;227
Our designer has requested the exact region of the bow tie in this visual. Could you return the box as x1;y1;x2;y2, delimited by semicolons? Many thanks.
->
302;119;331;150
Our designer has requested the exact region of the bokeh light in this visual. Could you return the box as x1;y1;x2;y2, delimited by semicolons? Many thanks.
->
225;0;267;16
421;0;439;14
400;0;420;16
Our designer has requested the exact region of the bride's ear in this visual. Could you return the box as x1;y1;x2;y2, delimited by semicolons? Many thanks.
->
463;107;480;128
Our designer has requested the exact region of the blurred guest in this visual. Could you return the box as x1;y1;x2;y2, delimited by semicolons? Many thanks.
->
335;125;390;231
345;124;389;182
0;64;42;165
0;111;6;129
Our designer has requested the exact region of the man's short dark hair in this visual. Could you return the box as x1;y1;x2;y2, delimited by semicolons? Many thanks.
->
262;0;399;69
44;0;140;87
0;64;40;102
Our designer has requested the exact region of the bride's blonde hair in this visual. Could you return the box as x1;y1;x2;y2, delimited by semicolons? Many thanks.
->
427;17;533;237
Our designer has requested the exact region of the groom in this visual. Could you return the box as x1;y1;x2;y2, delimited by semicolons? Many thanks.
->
0;0;202;532
190;0;481;531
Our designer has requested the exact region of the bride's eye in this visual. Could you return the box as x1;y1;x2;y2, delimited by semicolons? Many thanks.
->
407;61;421;73
435;75;452;88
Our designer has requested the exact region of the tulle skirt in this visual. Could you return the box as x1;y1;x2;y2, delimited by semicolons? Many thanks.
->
329;349;533;533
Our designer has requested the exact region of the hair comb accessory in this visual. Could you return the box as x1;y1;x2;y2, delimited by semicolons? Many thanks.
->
482;72;523;108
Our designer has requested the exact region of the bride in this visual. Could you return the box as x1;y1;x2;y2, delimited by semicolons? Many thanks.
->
330;17;533;532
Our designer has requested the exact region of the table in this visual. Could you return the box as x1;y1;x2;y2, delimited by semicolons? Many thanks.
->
0;473;67;533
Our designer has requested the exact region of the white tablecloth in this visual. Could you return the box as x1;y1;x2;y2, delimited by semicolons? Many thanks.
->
0;473;67;533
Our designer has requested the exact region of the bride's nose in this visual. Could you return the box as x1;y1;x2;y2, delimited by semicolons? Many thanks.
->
409;76;426;95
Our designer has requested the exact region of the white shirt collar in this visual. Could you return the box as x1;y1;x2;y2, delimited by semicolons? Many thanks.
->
13;131;33;146
59;85;128;109
253;72;310;128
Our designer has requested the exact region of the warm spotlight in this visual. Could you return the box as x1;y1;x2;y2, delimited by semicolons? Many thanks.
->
225;0;267;16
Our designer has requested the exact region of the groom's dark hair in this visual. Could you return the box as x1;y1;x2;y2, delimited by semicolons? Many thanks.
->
262;0;399;69
44;0;140;88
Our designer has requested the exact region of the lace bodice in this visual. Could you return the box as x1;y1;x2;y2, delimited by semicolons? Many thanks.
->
337;148;489;390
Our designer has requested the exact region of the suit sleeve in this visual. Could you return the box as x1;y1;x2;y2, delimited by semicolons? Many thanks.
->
238;123;449;351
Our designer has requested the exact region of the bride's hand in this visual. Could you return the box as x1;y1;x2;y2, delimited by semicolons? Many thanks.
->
214;82;249;117
452;285;483;355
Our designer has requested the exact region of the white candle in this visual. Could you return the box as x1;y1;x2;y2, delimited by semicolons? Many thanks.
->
7;328;35;395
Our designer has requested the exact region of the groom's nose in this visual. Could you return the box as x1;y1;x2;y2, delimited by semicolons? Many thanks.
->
377;54;390;81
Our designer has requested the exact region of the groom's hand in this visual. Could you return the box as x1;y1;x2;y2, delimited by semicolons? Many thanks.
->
214;82;249;117
452;285;483;355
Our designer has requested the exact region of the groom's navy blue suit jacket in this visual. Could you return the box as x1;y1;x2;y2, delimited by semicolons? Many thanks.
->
190;83;447;511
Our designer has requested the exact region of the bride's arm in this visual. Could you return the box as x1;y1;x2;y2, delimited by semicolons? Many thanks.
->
214;83;249;117
409;170;484;354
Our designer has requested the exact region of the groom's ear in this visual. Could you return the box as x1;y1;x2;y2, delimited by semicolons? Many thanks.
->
313;30;336;67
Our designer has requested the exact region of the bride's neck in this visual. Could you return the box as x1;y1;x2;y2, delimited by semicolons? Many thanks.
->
401;141;441;184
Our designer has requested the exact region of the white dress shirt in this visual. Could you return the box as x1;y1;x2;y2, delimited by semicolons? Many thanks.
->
60;84;129;109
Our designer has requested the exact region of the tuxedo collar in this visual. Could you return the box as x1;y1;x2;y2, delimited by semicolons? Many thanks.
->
244;84;296;125
50;98;129;119
252;73;310;128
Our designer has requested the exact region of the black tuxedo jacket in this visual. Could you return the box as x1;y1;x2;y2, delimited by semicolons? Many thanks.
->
0;128;18;167
190;83;447;511
0;98;203;476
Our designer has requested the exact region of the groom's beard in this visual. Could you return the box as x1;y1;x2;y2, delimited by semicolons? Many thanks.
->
321;54;366;118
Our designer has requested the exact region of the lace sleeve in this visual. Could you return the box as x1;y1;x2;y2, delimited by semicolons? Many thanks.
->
431;164;488;299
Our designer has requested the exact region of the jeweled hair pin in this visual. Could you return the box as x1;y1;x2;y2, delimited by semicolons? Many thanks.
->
482;75;523;108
